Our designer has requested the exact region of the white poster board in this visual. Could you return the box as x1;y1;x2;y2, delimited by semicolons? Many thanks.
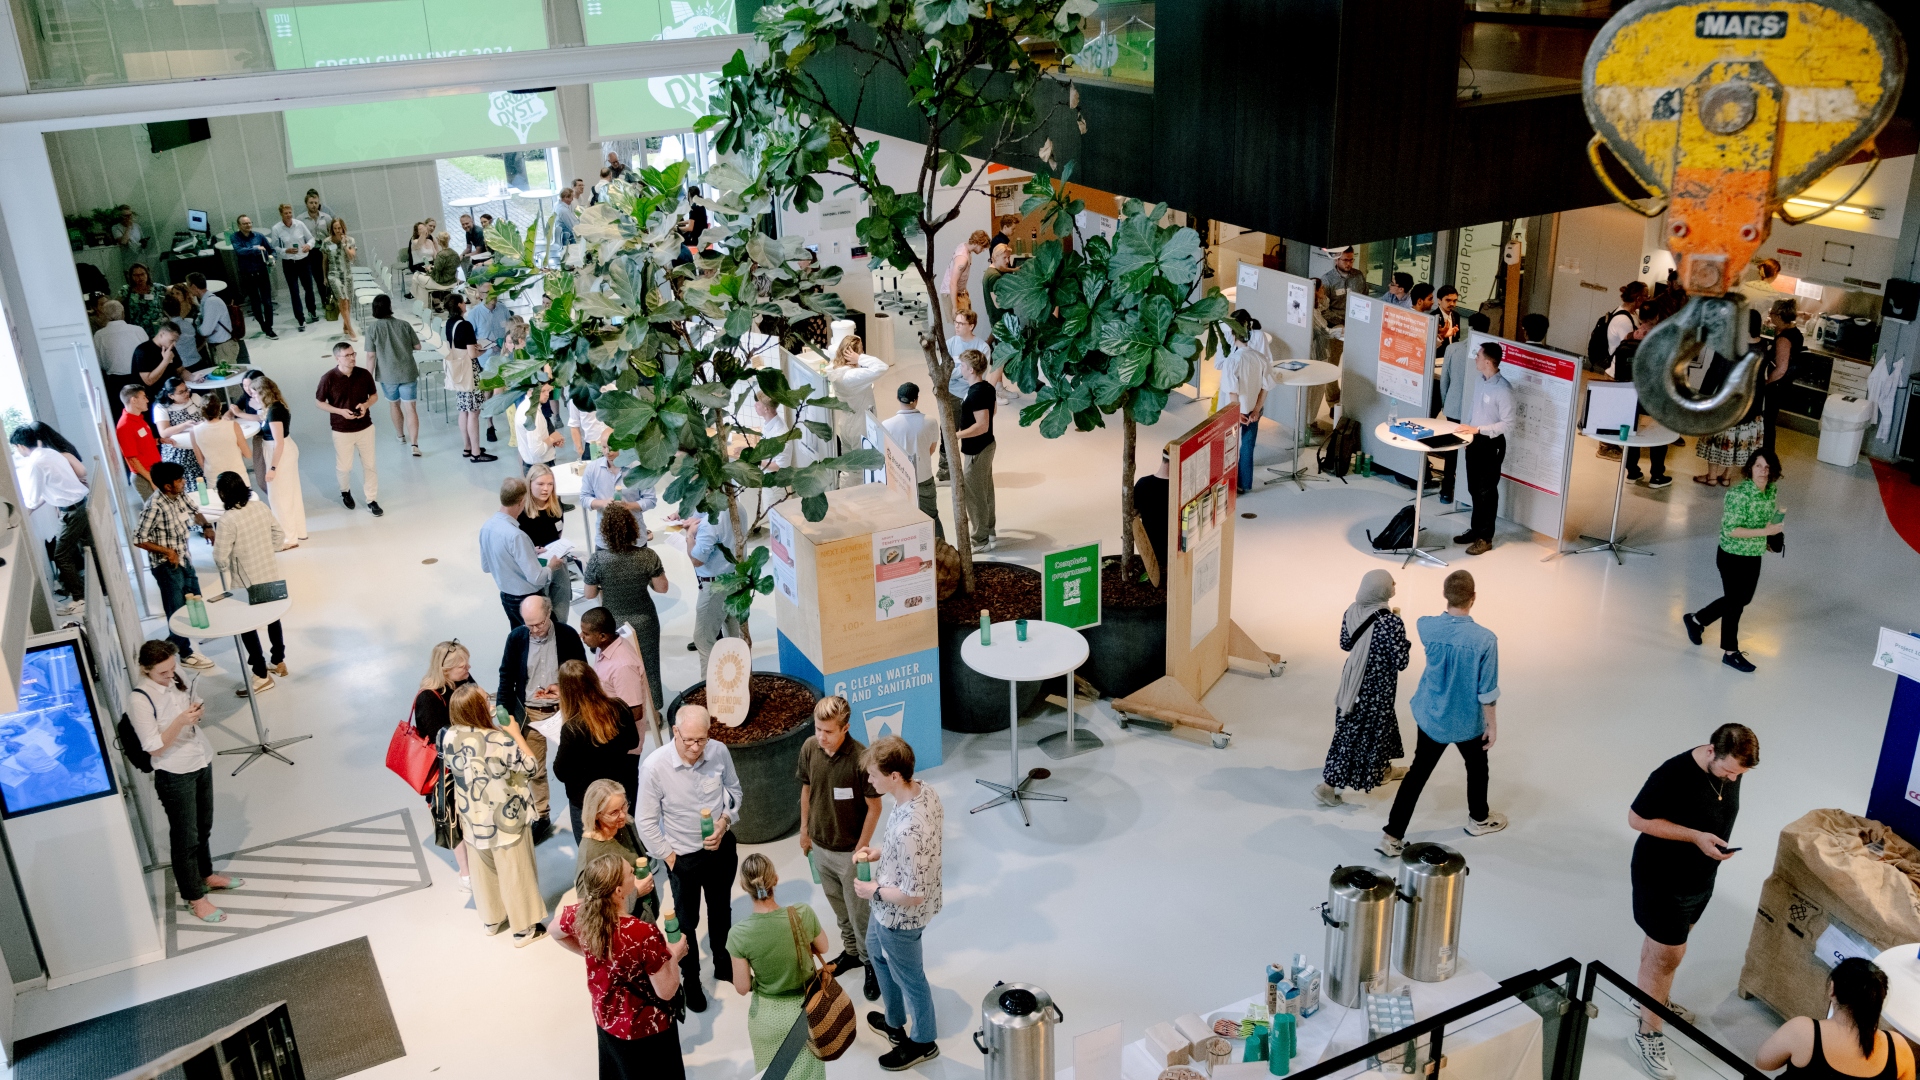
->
1466;331;1582;542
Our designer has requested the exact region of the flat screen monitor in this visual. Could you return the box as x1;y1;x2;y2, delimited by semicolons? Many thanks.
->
186;209;209;234
0;640;116;818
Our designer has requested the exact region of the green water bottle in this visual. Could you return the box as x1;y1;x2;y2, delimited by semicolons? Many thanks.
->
188;593;208;629
196;479;209;506
856;856;872;883
979;610;991;645
493;705;510;728
808;850;820;884
663;912;681;944
700;808;715;840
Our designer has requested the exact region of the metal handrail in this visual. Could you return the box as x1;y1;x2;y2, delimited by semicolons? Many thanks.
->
1584;961;1771;1080
1288;958;1584;1080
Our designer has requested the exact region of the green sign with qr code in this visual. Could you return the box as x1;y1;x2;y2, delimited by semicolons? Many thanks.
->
1042;542;1102;629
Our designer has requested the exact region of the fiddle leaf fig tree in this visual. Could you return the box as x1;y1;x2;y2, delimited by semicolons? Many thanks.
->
996;172;1229;563
471;158;880;628
704;0;1097;593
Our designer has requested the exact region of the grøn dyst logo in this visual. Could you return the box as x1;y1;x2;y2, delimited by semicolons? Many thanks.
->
487;91;548;143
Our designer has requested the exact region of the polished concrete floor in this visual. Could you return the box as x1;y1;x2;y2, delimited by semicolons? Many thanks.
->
9;309;1917;1080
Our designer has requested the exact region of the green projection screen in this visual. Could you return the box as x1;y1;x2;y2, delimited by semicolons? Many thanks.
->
584;0;735;139
266;0;561;171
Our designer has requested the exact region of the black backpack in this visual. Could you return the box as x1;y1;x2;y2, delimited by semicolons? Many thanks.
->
116;690;155;774
1318;416;1363;477
1587;309;1626;373
1368;505;1418;551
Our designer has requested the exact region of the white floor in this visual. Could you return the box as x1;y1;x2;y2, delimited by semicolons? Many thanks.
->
10;306;1918;1080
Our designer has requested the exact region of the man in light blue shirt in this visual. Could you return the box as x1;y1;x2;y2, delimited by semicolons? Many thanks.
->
580;441;655;549
1452;342;1515;555
479;476;549;628
686;507;739;667
1381;570;1505;855
468;291;509;368
637;705;742;1011
1435;311;1491;505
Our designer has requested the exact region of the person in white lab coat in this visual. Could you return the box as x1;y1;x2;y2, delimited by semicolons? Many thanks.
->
826;335;888;485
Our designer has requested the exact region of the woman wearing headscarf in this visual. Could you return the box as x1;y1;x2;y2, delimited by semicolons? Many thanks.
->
1314;570;1412;807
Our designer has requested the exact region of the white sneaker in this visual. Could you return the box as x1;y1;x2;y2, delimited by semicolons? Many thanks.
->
1376;833;1406;858
1313;783;1344;807
55;599;84;616
181;653;217;671
1629;1031;1677;1080
1464;811;1509;836
459;876;472;894
236;675;275;697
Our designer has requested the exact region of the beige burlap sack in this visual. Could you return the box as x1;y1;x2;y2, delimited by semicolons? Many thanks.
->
1738;809;1920;1019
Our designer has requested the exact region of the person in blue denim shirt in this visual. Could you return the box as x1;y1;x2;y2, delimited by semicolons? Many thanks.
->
1379;570;1508;856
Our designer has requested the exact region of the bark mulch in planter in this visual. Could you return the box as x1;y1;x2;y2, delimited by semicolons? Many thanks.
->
681;674;818;745
1102;554;1167;610
937;562;1043;623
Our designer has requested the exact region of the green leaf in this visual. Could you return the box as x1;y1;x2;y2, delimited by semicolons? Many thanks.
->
800;493;829;521
996;243;1061;325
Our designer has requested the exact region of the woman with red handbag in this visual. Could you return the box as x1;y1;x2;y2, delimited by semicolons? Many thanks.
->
413;641;475;889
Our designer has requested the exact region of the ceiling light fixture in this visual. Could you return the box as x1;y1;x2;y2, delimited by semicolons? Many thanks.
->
1783;197;1885;220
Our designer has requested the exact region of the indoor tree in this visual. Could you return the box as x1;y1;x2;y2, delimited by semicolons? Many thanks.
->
471;157;879;633
995;171;1227;567
704;0;1096;591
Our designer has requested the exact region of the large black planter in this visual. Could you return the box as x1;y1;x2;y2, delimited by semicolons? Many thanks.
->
666;674;821;845
1079;599;1168;699
937;561;1046;733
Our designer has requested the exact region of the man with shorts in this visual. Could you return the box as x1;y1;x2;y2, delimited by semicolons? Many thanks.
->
363;294;422;456
1626;723;1760;1079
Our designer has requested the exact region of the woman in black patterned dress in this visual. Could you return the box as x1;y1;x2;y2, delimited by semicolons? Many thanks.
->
1315;570;1411;806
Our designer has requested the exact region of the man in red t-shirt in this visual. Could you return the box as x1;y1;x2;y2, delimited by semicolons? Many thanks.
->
116;384;163;498
316;341;383;516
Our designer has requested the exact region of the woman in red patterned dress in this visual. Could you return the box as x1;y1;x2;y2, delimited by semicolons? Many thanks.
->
553;854;690;1079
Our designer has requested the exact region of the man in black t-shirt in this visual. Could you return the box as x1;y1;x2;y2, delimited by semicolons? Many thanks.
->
954;349;997;550
1625;723;1759;1080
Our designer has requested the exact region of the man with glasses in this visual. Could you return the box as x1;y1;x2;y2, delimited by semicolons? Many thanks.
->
636;704;742;1015
497;593;582;847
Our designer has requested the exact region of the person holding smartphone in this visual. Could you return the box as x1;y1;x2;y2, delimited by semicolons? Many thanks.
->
128;639;242;924
1624;724;1760;1080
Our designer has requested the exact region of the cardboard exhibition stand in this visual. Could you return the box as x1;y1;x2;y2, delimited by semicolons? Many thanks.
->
771;483;944;767
1110;405;1281;744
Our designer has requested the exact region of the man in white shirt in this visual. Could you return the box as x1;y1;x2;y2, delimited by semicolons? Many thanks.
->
509;385;563;473
10;427;90;613
186;273;236;367
1215;311;1276;495
637;705;742;1013
882;381;944;539
1452;342;1516;556
92;300;149;389
565;387;608;460
268;203;319;333
580;439;655;549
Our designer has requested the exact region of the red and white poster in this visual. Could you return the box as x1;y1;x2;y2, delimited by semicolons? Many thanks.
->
1375;305;1429;408
1177;406;1238;648
1476;335;1579;497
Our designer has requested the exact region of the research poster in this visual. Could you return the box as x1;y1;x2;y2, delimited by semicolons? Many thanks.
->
1473;333;1579;496
584;0;736;138
266;0;560;169
1286;281;1312;328
872;522;935;622
767;511;798;604
1374;305;1428;408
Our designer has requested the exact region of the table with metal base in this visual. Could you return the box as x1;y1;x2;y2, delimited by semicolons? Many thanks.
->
1037;674;1103;758
1372;422;1462;569
961;621;1090;825
1557;424;1675;564
1268;360;1344;490
169;594;309;774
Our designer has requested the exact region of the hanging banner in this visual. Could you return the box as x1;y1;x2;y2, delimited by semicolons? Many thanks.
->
1375;304;1428;407
1042;542;1102;629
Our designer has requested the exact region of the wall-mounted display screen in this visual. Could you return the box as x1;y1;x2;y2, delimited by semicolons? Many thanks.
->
264;0;562;170
584;0;734;139
0;641;115;818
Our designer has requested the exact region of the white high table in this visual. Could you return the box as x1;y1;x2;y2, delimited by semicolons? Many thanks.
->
1373;422;1467;569
1557;423;1677;563
1875;944;1920;1043
1057;959;1542;1080
1269;360;1344;489
961;620;1088;825
168;593;308;774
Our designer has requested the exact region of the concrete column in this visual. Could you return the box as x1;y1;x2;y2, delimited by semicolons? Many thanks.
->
1869;158;1920;462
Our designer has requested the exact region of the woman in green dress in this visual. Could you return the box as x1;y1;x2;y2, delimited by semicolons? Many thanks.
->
1684;447;1784;673
321;215;358;341
123;263;167;337
727;854;830;1080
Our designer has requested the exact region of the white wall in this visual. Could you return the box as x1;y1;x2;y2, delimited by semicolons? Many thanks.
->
1545;203;1649;357
46;113;442;291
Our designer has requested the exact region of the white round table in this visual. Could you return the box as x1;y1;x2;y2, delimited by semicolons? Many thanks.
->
1560;423;1677;563
169;419;259;450
1269;360;1343;489
1875;944;1920;1044
204;278;226;294
553;458;589;548
168;594;309;774
1373;422;1467;569
960;620;1089;825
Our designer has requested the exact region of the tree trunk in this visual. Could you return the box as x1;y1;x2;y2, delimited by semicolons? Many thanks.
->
1120;406;1137;562
912;240;977;597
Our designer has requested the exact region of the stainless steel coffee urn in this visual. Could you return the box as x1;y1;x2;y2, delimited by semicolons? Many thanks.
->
1323;865;1397;1007
974;982;1063;1080
1395;842;1468;982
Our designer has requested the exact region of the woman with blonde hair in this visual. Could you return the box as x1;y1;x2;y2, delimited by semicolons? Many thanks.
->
553;660;640;843
577;778;658;919
414;641;476;888
246;373;306;544
553;854;687;1079
521;462;574;622
727;853;831;1080
826;333;887;482
442;683;547;945
321;216;357;339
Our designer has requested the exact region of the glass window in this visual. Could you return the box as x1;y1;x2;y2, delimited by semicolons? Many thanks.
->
1067;3;1155;88
584;0;737;138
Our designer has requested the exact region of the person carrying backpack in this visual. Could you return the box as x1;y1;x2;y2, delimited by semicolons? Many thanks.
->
1587;282;1647;462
